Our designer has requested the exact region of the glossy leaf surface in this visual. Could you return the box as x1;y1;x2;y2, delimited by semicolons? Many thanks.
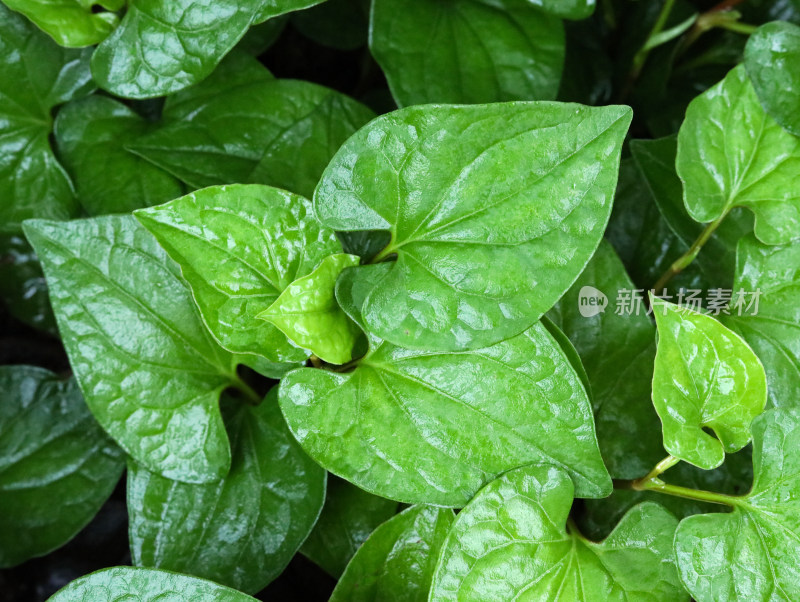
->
47;566;258;601
259;254;360;364
532;0;595;19
128;389;325;594
330;505;454;602
652;299;767;469
24;215;241;483
1;0;122;47
430;464;685;601
0;234;56;334
676;65;800;245
370;0;564;106
0;366;124;568
135;184;342;365
315;102;631;351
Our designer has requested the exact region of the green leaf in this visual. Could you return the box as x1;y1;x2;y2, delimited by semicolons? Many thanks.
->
369;0;564;106
128;389;325;594
254;0;326;23
652;298;768;469
278;265;611;506
0;234;57;334
674;408;800;601
292;0;368;51
0;4;93;234
314;102;632;351
134;184;342;365
745;21;800;137
259;254;360;364
0;366;124;568
301;476;399;578
429;464;686;601
54;95;184;216
532;0;595;20
23;215;242;484
547;241;663;479
676;65;800;246
47;566;258;601
330;505;454;602
723;234;800;409
129;79;374;194
0;0;122;47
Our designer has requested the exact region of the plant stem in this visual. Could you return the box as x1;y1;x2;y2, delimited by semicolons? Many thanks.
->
717;20;758;35
633;478;747;507
309;354;322;368
621;0;677;100
639;455;680;483
232;377;261;405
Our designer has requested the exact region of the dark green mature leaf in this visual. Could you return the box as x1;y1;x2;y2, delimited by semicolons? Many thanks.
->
128;389;325;594
292;0;367;50
429;464;686;601
370;0;564;107
652;299;767;469
55;96;184;216
548;241;663;479
0;366;124;568
279;264;610;506
534;0;595;20
0;234;56;334
24;215;242;484
724;234;800;409
0;4;93;234
301;476;398;578
47;567;258;601
745;21;800;137
0;0;122;47
135;185;342;366
676;65;800;246
675;408;800;601
330;505;454;602
315;102;631;351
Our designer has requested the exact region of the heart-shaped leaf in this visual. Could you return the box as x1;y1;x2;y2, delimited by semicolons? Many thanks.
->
314;102;631;351
1;0;122;47
429;464;686;601
652;298;767;469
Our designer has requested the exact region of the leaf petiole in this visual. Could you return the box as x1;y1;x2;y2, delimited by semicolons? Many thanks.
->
632;477;748;508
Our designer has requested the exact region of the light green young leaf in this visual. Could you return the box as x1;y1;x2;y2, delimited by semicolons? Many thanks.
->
259;254;360;364
278;265;611;506
675;408;800;601
47;567;258;601
745;21;800;137
723;234;800;409
55;95;184;216
1;0;122;47
24;215;242;484
0;366;124;568
315;102;631;351
430;464;686;601
0;234;56;334
652;298;767;469
301;476;398;578
676;65;800;245
128;389;325;594
134;184;342;365
369;0;564;106
330;505;454;602
0;4;93;234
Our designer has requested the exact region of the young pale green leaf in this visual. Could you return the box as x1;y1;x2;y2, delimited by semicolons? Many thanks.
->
369;0;564;106
547;241;663;479
134;184;342;365
723;234;800;409
259;254;360;364
24;215;242;484
745;21;800;137
676;65;800;245
0;366;124;568
47;566;258;601
129;79;374;193
0;234;56;334
279;265;611;505
330;505;454;602
652;299;767;469
128;389;325;594
531;0;596;20
1;0;122;47
54;96;184;216
429;464;686;601
315;102;631;351
301;476;398;578
0;4;93;234
675;408;800;601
